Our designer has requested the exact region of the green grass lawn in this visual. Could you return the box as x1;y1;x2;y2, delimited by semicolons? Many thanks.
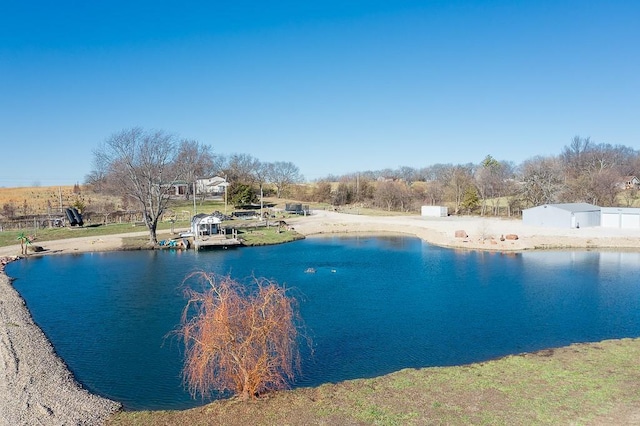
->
236;226;304;246
0;220;304;250
0;220;192;248
107;338;640;425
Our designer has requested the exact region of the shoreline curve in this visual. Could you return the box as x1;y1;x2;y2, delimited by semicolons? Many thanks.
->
0;263;121;425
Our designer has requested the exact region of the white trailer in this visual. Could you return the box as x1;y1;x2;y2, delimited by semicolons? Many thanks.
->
421;206;448;217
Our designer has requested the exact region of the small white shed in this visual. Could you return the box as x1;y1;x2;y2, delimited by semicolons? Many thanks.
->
522;203;601;229
191;213;222;236
421;206;448;217
601;207;640;229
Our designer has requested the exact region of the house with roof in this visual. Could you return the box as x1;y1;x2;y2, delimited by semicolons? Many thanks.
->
522;203;601;229
620;176;640;190
195;176;228;195
163;180;190;196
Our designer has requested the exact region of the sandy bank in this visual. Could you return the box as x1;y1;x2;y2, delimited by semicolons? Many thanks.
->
286;210;640;251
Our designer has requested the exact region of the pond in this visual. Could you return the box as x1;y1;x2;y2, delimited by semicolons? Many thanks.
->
6;236;640;411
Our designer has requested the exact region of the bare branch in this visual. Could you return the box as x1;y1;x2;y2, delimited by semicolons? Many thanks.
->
175;272;305;401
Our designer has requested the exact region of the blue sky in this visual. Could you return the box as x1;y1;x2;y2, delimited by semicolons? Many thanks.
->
1;1;638;187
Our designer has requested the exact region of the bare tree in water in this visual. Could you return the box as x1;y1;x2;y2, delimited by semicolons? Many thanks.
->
176;272;304;400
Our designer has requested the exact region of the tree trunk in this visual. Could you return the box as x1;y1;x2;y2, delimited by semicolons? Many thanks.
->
148;226;158;245
146;215;159;245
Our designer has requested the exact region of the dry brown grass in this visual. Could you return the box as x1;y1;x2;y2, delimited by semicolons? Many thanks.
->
0;185;74;214
0;185;121;216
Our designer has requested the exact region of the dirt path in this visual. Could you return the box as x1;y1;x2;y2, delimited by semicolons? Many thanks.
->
0;229;177;258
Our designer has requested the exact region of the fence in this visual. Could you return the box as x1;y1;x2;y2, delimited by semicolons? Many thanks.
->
0;211;146;232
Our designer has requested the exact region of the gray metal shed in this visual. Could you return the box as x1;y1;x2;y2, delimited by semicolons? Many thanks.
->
601;207;640;229
522;203;601;229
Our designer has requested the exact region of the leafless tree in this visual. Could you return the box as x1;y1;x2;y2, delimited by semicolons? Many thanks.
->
92;127;184;244
519;156;564;207
421;164;449;182
444;164;475;214
493;161;517;215
475;156;516;216
2;203;17;219
84;168;108;192
332;180;355;206
557;138;635;205
561;135;591;178
591;168;623;206
373;180;412;211
175;140;215;200
252;161;269;214
374;181;397;211
265;161;304;198
356;176;375;203
422;180;445;206
176;272;303;401
311;181;332;203
222;153;261;184
397;166;419;185
475;155;502;216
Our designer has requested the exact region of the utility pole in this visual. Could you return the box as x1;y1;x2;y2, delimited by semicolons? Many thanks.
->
193;179;197;216
223;180;229;215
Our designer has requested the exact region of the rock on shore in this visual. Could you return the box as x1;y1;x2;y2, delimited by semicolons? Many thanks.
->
0;261;121;425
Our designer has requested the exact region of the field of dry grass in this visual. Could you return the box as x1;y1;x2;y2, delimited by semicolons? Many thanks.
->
0;185;121;217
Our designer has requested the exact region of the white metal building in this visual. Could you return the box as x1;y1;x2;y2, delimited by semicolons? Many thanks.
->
600;207;640;229
421;206;448;217
522;203;601;229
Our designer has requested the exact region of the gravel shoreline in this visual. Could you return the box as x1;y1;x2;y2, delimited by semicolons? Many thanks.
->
0;258;121;426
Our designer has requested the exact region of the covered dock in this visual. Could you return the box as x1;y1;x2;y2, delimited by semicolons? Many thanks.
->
190;213;241;249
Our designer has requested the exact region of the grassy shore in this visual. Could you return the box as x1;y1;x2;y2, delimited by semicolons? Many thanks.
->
0;220;192;248
0;217;304;249
107;338;640;425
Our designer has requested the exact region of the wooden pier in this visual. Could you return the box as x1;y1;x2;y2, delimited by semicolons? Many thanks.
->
193;228;241;250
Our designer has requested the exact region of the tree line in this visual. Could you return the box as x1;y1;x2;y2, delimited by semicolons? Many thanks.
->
87;128;639;244
293;135;640;215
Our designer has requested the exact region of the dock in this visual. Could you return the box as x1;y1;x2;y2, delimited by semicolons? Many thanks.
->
193;228;242;250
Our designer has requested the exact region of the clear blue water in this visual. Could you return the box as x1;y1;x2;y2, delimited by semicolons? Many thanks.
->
6;236;640;411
